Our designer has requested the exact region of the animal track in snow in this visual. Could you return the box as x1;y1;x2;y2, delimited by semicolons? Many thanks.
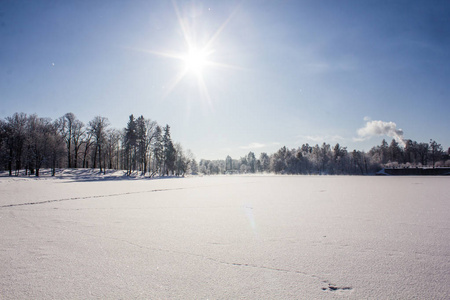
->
322;283;353;292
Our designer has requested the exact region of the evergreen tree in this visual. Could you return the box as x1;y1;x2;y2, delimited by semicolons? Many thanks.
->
380;139;389;164
152;125;163;176
136;115;147;174
162;125;176;175
388;139;402;163
124;115;137;175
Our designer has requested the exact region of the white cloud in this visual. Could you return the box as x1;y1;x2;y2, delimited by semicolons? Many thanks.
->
298;135;345;144
303;135;323;142
355;120;405;145
240;142;266;150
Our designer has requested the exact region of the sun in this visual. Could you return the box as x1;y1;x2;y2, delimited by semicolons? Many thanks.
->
132;2;240;107
183;47;208;75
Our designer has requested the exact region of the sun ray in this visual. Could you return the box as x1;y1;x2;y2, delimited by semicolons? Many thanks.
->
130;1;241;105
196;73;213;110
172;0;192;49
162;68;188;99
122;46;185;61
204;4;241;50
206;60;245;71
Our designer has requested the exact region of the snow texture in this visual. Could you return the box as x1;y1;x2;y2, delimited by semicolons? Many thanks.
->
0;173;449;299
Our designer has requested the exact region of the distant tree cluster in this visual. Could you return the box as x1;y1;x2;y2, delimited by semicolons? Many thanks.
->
199;139;449;175
0;112;194;177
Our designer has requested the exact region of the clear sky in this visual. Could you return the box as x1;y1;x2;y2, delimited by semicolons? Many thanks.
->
1;0;449;160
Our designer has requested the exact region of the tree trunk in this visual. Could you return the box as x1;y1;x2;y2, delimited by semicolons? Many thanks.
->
82;149;88;168
74;147;78;168
8;148;12;176
99;145;102;172
93;145;98;169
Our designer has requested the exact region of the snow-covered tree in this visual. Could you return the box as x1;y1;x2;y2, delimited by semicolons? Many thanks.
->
259;152;270;173
247;152;256;173
429;139;443;168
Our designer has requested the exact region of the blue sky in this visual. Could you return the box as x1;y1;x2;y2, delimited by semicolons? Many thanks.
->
1;0;449;159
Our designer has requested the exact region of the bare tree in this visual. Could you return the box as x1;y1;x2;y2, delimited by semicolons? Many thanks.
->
27;116;54;177
417;143;429;166
71;119;85;168
88;116;109;173
81;130;94;168
49;120;65;176
4;113;28;176
58;113;76;168
0;119;5;170
105;128;121;169
151;126;163;177
144;119;158;176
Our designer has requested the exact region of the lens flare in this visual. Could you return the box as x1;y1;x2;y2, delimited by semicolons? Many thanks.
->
183;47;207;74
126;1;242;111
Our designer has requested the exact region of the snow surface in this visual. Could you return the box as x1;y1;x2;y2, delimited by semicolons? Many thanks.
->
0;173;449;299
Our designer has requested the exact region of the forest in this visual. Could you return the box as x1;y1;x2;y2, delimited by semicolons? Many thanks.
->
199;139;449;175
0;112;448;176
0;112;192;177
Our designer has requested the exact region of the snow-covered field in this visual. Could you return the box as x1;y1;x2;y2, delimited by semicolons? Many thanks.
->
1;172;449;299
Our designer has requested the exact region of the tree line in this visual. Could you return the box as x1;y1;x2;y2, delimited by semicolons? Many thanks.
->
199;139;449;175
0;112;194;177
1;112;448;177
